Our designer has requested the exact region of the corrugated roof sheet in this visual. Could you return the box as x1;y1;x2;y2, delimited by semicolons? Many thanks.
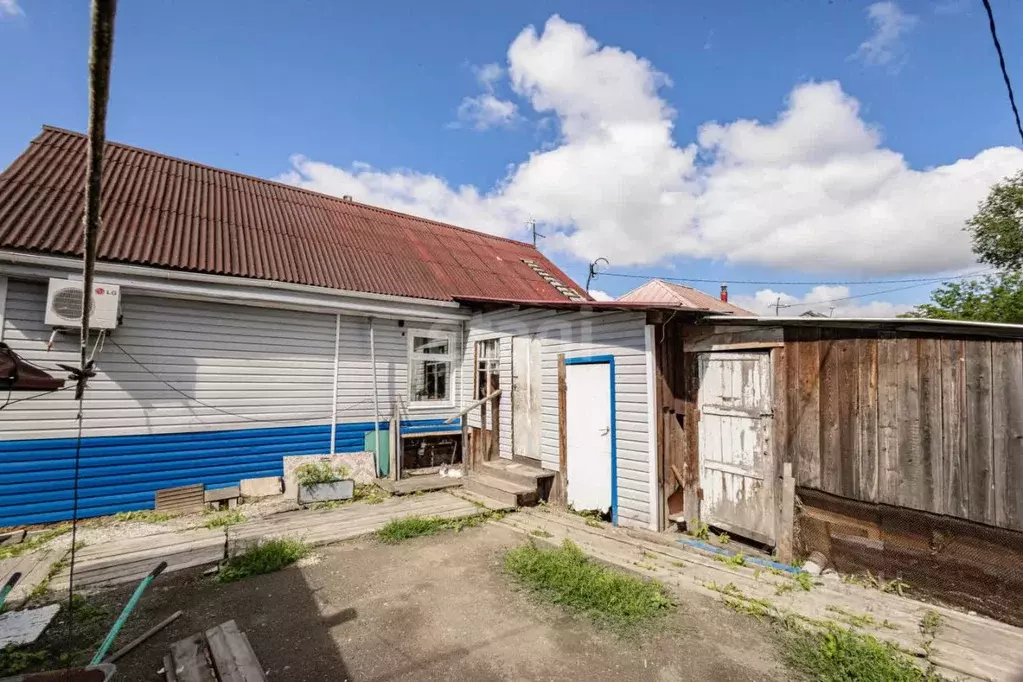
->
0;126;588;303
617;279;754;315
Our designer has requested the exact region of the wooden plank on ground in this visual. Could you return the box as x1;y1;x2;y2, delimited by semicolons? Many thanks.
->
876;333;900;505
918;337;944;514
205;619;266;682
896;338;923;510
169;633;216;682
156;484;205;514
965;340;995;525
941;339;969;518
818;329;841;495
991;340;1023;531
856;335;879;502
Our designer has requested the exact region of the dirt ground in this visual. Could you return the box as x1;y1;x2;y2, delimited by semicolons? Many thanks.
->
93;523;785;681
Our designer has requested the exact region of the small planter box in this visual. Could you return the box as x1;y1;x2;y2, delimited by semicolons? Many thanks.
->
298;479;354;504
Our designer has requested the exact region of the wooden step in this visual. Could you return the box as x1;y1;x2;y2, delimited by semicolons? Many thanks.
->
480;459;554;488
464;474;538;507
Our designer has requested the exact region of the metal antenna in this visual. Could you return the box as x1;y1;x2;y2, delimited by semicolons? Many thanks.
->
586;257;609;293
528;218;545;248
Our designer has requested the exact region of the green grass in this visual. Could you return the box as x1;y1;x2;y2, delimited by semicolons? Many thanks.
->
531;528;553;538
782;624;948;682
376;512;498;544
114;509;176;523
0;525;71;561
295;461;351;486
715;551;747;568
0;594;108;676
504;540;675;631
216;538;310;583
204;509;246;529
689;520;710;540
376;516;450;543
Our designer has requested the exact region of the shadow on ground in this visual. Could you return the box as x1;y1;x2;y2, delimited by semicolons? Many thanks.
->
86;523;782;681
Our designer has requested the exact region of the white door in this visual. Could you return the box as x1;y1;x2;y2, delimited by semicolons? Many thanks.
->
512;335;542;460
566;362;613;513
698;351;775;544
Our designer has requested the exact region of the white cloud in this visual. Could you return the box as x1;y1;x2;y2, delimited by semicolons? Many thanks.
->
734;286;915;318
454;94;519;131
280;15;1023;278
0;0;23;17
451;62;519;130
588;289;614;301
854;1;918;70
473;62;504;91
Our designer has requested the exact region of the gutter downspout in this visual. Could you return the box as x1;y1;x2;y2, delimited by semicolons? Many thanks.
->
370;317;381;476
330;313;341;455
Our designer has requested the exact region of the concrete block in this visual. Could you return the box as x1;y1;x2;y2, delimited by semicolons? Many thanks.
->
239;476;283;499
205;485;240;503
282;452;376;499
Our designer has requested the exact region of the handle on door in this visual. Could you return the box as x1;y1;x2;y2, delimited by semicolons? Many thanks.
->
599;426;610;436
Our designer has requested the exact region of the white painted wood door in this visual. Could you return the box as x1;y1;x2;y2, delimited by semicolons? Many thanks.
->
566;362;613;513
512;335;543;460
698;351;775;545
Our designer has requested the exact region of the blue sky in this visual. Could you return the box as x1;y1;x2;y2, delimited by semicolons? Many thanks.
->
2;0;1022;314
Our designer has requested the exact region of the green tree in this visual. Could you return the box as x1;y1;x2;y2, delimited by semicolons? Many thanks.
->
908;271;1023;324
968;170;1023;270
909;170;1023;323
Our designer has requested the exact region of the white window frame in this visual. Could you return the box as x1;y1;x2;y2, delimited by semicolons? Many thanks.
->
407;329;455;408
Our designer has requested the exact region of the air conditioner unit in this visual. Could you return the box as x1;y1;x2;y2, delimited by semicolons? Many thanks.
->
45;278;121;330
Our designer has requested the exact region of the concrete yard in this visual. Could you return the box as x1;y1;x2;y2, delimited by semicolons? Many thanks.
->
99;523;784;681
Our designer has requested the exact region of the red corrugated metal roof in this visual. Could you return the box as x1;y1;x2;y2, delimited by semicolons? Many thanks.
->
617;279;754;315
0;126;588;303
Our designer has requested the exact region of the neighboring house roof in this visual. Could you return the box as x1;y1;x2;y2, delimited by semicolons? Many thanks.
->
617;279;754;315
0;126;587;303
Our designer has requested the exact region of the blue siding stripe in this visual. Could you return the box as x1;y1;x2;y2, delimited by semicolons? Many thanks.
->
0;418;460;527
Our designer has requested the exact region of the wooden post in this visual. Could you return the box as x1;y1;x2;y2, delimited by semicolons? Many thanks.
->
461;419;469;477
554;353;568;506
777;462;796;563
491;386;501;462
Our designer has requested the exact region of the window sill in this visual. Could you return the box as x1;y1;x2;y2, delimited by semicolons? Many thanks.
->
406;401;455;411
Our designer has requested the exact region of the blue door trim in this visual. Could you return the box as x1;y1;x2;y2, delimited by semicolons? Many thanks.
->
564;355;618;525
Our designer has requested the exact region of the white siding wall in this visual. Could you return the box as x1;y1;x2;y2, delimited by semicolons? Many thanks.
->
0;280;461;439
462;307;653;528
335;317;461;425
0;278;462;525
1;279;337;439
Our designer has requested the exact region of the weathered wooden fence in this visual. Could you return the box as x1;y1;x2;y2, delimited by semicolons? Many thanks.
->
781;328;1023;532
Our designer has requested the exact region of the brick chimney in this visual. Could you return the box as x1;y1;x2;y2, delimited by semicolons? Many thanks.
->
720;283;728;302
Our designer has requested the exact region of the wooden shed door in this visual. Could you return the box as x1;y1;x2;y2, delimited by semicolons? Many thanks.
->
698;351;776;545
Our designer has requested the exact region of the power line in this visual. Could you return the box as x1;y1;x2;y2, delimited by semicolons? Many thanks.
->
982;0;1023;145
775;280;941;309
598;270;992;287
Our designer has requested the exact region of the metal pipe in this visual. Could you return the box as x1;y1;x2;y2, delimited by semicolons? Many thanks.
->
330;313;340;455
91;560;166;665
369;318;381;476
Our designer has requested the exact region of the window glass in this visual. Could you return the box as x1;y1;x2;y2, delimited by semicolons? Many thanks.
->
410;333;452;402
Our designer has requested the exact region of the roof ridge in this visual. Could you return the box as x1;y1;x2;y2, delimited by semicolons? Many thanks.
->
37;124;542;252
